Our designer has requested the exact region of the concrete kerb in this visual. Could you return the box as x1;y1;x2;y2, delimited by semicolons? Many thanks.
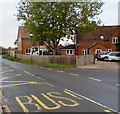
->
0;91;3;113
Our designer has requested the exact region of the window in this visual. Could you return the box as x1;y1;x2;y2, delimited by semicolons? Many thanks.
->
107;49;112;52
66;50;73;55
95;49;101;54
82;49;87;55
25;49;31;54
100;35;104;40
112;37;118;44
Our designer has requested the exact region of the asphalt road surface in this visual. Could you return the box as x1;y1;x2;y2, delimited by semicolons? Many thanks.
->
0;57;119;113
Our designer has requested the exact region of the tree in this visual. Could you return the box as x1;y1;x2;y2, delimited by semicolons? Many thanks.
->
17;1;103;54
115;34;120;51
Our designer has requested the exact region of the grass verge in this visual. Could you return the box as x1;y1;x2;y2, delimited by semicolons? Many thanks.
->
40;62;76;68
2;54;34;64
2;54;76;68
2;54;20;61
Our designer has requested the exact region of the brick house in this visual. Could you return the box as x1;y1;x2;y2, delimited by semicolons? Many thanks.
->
76;26;120;55
16;26;63;55
60;26;120;56
61;45;76;56
16;26;33;54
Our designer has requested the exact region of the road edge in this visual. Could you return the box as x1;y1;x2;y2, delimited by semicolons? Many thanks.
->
0;91;3;113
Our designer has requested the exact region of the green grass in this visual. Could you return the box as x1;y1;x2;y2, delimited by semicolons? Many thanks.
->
2;54;34;64
2;54;76;68
40;62;76;68
19;59;34;64
2;54;20;61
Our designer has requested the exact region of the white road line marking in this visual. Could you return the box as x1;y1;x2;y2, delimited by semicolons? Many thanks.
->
11;65;16;68
34;65;38;67
40;67;44;69
46;68;53;70
116;84;120;86
57;70;63;72
65;89;117;112
24;71;45;81
70;73;79;76
89;77;101;82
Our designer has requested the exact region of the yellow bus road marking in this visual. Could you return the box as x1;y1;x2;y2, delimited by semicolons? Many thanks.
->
2;67;8;69
15;96;42;112
2;105;11;113
104;110;111;112
46;92;79;107
31;94;61;110
0;74;21;81
15;92;80;112
0;70;14;74
0;82;54;88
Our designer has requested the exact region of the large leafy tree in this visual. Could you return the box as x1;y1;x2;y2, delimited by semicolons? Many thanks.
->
17;1;103;54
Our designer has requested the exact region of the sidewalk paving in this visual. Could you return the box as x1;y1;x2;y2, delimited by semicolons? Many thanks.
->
78;60;119;71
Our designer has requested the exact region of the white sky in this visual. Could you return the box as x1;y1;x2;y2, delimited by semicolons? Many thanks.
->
0;0;119;48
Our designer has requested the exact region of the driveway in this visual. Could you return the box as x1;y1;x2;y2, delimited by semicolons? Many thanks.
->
78;60;119;71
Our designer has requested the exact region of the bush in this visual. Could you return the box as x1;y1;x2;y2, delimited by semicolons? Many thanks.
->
2;54;20;61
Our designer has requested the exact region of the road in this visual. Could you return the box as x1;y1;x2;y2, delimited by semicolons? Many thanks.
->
0;57;119;113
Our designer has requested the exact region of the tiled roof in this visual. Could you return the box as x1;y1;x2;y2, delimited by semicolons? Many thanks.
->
18;26;30;39
77;26;120;41
61;44;76;50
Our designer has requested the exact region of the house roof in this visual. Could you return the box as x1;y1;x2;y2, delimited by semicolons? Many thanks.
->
77;26;120;41
61;44;76;50
18;26;30;39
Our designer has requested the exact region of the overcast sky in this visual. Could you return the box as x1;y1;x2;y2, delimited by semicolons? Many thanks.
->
0;0;119;48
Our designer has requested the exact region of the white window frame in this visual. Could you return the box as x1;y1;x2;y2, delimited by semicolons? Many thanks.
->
66;50;74;55
25;48;31;54
107;49;112;52
95;49;102;54
112;37;118;44
82;49;87;55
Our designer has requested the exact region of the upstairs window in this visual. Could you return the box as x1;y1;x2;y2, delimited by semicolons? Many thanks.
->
112;37;118;44
82;49;87;55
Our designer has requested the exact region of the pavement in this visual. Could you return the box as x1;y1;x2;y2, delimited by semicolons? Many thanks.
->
78;60;119;71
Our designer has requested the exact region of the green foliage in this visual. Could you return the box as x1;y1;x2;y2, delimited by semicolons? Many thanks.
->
2;54;20;61
17;1;103;54
19;59;34;64
40;62;76;68
115;35;120;51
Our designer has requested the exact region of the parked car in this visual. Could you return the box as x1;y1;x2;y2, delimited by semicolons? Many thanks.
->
108;52;120;61
100;52;120;61
96;51;109;60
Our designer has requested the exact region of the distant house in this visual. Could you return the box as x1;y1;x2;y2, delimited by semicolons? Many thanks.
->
16;26;63;55
61;44;76;56
16;26;32;54
76;26;120;55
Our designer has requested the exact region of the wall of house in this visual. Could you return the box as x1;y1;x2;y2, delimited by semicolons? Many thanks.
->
61;50;75;56
22;39;32;54
76;39;117;55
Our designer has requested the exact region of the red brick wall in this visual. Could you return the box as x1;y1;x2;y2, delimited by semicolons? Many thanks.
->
76;30;120;55
22;39;32;54
61;50;75;56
